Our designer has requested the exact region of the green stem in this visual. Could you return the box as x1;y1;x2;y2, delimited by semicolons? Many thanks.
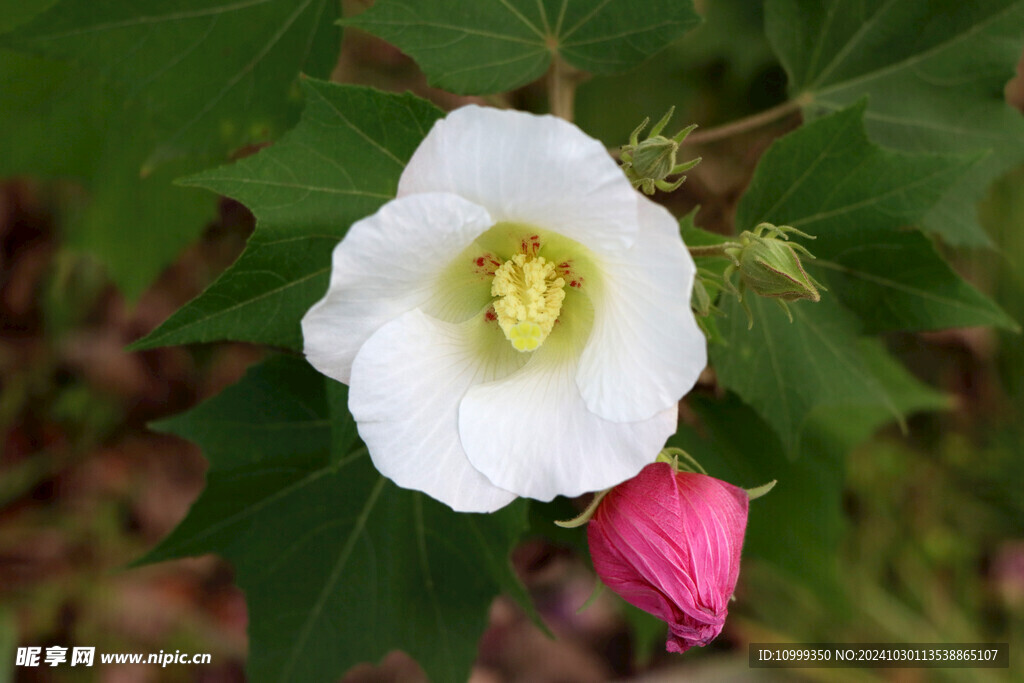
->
658;447;708;475
554;488;610;528
688;242;742;258
547;56;581;121
685;94;812;145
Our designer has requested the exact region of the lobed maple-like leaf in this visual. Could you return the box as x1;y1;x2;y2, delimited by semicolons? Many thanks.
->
146;356;532;682
766;0;1024;245
346;0;701;94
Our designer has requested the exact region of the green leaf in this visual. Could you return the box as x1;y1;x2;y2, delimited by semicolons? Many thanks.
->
576;0;777;147
707;104;998;450
0;0;55;34
849;340;951;421
765;0;1024;245
1;0;340;297
147;355;530;681
680;210;731;248
8;0;340;164
152;355;338;471
737;102;1016;333
346;0;701;95
326;379;357;467
0;52;216;298
809;229;1019;333
70;108;218;298
712;297;914;454
132;81;444;351
0;50;111;178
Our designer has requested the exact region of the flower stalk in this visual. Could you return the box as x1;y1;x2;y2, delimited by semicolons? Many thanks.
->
547;55;582;121
684;93;813;145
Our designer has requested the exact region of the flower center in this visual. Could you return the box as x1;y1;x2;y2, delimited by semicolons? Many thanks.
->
491;253;566;352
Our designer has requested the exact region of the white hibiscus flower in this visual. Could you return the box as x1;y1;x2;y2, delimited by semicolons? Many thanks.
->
301;106;707;513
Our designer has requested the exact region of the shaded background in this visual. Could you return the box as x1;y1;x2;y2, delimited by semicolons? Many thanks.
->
2;0;1023;680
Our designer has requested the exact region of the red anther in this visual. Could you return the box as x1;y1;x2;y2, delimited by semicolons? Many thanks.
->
474;253;500;276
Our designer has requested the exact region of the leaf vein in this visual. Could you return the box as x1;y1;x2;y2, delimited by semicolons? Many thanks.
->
280;476;387;682
559;0;614;43
813;3;1023;97
24;0;275;39
304;83;407;166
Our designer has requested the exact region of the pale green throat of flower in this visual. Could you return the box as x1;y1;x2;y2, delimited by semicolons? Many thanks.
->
491;253;566;351
433;223;597;356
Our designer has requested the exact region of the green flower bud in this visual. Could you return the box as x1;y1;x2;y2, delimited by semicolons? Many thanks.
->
736;236;820;302
722;223;826;325
691;276;714;317
619;107;701;195
630;136;682;183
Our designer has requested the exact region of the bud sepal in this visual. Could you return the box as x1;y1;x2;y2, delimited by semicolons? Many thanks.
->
620;107;702;195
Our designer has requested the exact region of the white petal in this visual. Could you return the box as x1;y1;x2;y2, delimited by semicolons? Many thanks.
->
349;308;525;513
302;193;492;384
459;346;679;502
576;199;707;422
398;105;640;254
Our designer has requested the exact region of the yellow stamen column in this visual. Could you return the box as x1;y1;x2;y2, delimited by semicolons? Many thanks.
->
491;254;566;352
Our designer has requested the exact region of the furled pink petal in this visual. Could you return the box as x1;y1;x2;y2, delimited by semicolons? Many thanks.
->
587;462;749;653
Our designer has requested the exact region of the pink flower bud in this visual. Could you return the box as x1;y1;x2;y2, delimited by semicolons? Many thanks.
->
587;462;749;653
